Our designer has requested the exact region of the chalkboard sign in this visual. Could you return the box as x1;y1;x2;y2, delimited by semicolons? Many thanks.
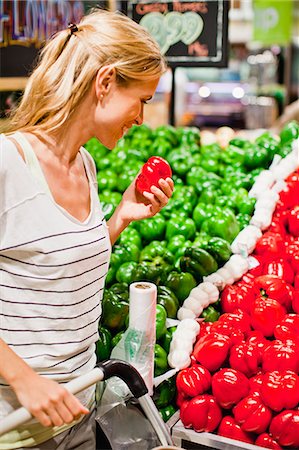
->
128;0;229;67
0;0;108;77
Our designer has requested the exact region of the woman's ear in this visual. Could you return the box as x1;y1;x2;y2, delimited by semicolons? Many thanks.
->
95;65;116;100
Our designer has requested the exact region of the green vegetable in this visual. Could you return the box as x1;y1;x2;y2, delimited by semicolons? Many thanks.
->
180;247;218;282
166;216;196;241
154;378;176;408
159;405;176;422
165;271;197;304
279;120;299;144
154;343;169;376
157;286;179;319
96;326;112;361
204;237;232;265
201;305;220;322
115;261;138;284
101;286;129;331
160;326;177;353
201;208;240;243
156;304;167;340
137;215;166;242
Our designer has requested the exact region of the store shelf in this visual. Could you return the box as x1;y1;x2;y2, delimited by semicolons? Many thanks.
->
171;420;267;450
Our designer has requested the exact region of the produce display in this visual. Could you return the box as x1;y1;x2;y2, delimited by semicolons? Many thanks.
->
177;165;299;448
85;120;299;443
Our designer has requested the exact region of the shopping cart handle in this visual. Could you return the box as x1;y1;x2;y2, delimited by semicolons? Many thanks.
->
0;359;147;436
99;359;148;399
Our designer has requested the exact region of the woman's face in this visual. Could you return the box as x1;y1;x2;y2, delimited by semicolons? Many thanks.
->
94;76;160;149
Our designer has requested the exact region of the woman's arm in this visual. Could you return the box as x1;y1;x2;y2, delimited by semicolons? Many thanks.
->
107;177;174;245
0;339;89;427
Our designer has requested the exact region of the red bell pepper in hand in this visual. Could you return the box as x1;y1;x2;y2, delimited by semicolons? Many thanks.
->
254;232;285;259
260;370;299;412
255;433;282;449
212;368;249;409
233;393;272;434
135;156;172;194
287;205;299;237
218;416;254;444
229;342;262;377
270;410;299;448
264;258;294;285
250;296;286;337
249;372;264;395
192;332;231;372
254;275;294;311
176;364;211;398
262;339;299;374
180;394;222;432
274;314;299;341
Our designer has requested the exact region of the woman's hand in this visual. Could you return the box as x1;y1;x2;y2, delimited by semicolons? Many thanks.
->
107;176;174;245
13;370;89;427
119;176;174;222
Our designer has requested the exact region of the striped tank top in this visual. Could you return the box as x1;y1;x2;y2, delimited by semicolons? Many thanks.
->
0;132;111;434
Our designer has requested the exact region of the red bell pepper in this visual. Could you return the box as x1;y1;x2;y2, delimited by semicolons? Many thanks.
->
255;433;282;449
250;296;286;337
176;364;211;398
249;372;264;395
192;332;231;372
270;410;299;448
220;285;244;313
292;290;299;314
260;370;299;412
274;314;299;341
135;156;172;194
288;249;299;273
254;275;294;311
279;173;299;209
217;416;254;444
248;254;264;277
233;393;272;434
264;258;294;285
254;232;285;259
229;342;262;377
294;273;299;290
210;321;244;346
287;205;299;237
217;309;251;335
262;339;299;373
212;368;249;409
246;330;268;352
180;394;222;432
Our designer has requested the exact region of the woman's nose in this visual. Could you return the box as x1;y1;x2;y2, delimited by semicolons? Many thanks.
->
135;105;144;125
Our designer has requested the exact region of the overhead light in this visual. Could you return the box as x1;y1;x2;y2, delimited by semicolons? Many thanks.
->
198;86;211;98
232;86;245;99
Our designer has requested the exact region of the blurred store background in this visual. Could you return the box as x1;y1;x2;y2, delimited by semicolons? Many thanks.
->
0;0;298;133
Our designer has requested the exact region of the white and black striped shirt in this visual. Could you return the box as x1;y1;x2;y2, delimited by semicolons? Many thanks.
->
0;133;111;419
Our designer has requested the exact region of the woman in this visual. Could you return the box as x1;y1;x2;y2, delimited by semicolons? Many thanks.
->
0;9;173;450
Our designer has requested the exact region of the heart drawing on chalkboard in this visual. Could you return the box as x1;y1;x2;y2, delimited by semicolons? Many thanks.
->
181;12;204;45
140;11;204;55
140;12;169;55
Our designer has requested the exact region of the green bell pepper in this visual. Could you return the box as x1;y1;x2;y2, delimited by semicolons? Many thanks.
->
97;169;118;191
243;144;270;170
156;304;167;340
166;216;196;241
154;378;176;408
159;405;176;422
201;208;240;243
118;226;142;249
167;147;195;177
165;271;197;304
204;237;232;265
157;286;179;319
105;253;121;286
137;215;166;242
160;326;177;353
111;330;124;348
96;326;112;361
179;247;218;282
115;261;138;284
193;203;221;231
201;305;220;322
280;120;299;144
154;343;169;376
101;287;129;331
167;235;186;256
113;243;140;265
236;213;251;230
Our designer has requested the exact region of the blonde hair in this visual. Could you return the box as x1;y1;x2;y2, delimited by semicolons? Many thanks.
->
7;9;166;134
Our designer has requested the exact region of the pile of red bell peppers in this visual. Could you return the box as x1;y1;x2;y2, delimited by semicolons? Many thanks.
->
177;169;299;449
